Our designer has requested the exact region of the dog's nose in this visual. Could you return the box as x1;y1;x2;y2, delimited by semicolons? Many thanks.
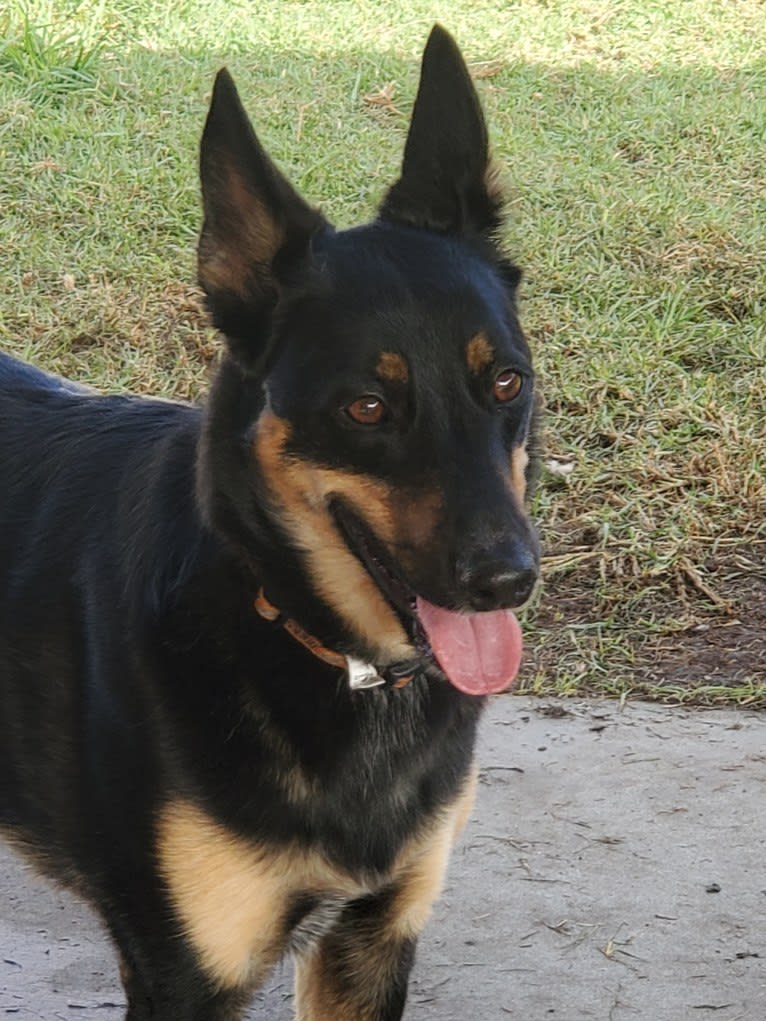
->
459;548;538;611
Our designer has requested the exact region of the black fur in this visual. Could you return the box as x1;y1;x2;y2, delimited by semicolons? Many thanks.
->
0;26;539;1020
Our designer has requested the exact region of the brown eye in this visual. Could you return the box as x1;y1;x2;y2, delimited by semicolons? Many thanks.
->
493;370;523;403
346;395;387;425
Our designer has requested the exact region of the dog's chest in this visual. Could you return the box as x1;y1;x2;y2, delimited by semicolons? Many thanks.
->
156;798;373;989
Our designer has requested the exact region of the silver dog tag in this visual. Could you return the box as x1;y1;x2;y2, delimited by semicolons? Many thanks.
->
346;656;385;690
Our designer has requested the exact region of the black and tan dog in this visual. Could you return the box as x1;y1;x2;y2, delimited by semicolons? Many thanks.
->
0;26;539;1021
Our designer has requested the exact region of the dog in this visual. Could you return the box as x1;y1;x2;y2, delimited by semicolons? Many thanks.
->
0;25;539;1020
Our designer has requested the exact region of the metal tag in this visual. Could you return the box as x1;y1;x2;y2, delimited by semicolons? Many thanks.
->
346;655;385;690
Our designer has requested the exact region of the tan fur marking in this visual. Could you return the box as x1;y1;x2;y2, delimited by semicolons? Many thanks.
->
295;953;353;1021
388;822;454;941
157;801;366;991
465;332;495;374
510;443;529;504
390;767;477;939
376;351;409;385
199;173;285;300
254;411;418;664
157;801;286;988
451;763;479;840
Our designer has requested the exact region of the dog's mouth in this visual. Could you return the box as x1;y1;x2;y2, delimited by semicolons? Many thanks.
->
331;499;427;644
331;500;523;696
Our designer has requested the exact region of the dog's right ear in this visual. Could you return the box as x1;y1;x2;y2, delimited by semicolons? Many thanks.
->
198;69;326;360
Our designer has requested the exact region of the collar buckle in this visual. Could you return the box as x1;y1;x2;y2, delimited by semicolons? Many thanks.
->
346;656;386;690
255;587;417;691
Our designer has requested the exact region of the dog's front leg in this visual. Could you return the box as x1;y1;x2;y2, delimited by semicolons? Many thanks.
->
294;885;420;1021
295;777;476;1021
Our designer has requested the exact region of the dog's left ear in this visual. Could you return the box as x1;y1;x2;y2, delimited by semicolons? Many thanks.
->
379;25;503;241
198;69;327;357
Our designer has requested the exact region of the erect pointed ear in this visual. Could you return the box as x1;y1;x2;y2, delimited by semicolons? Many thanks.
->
379;25;504;241
198;69;327;355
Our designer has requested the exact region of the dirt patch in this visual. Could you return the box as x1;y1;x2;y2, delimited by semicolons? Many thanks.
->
635;570;766;690
524;540;766;703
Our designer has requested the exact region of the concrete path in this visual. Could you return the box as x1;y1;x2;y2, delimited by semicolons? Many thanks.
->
2;697;765;1020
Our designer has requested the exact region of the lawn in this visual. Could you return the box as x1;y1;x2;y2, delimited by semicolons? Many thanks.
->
1;0;764;703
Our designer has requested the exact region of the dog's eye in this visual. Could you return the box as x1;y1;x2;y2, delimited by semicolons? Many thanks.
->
493;370;523;403
345;395;388;426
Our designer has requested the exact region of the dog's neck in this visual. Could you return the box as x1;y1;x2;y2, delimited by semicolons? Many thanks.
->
254;586;419;691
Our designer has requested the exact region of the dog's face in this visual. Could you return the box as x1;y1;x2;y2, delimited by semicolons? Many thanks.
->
197;28;539;694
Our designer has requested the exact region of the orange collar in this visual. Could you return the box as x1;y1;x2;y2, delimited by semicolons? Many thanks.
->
254;588;415;689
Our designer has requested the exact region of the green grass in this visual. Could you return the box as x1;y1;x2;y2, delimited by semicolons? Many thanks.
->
1;0;765;704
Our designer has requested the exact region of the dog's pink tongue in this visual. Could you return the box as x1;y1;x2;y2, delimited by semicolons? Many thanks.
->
415;596;523;696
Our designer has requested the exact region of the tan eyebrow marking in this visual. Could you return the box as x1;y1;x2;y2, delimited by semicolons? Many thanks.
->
510;443;529;504
376;351;409;384
465;333;495;374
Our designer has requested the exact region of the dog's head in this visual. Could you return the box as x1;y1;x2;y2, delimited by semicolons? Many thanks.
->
197;26;540;695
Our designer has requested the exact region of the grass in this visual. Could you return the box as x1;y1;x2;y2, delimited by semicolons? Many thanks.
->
0;3;107;103
1;0;764;704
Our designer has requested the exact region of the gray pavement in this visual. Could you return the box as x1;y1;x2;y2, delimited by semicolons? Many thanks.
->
1;697;765;1020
